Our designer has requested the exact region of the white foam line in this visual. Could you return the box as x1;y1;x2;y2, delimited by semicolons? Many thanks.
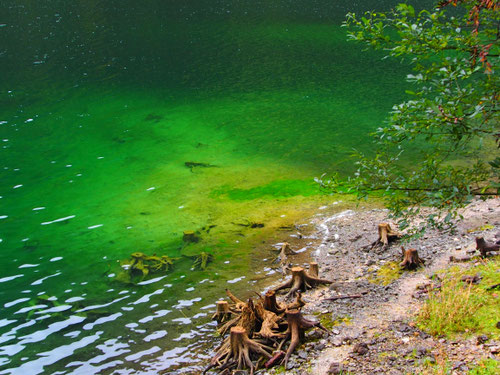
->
87;224;103;230
41;215;75;225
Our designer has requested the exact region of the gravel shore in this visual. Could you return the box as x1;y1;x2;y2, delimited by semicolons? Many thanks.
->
261;198;500;375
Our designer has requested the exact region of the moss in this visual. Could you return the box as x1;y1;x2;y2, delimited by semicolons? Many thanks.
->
370;261;402;285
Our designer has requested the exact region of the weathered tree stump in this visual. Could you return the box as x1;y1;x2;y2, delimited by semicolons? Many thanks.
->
274;266;333;298
263;290;285;314
400;247;425;270
476;236;500;257
309;262;319;278
281;309;328;366
367;223;401;250
212;301;232;323
274;242;297;274
204;326;273;375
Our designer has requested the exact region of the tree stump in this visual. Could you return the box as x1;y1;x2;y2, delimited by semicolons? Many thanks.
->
309;262;319;277
367;223;401;250
400;247;424;270
212;301;232;323
254;302;283;339
263;290;285;314
281;309;328;366
476;236;500;257
182;230;200;243
204;326;273;375
274;266;333;298
274;242;297;273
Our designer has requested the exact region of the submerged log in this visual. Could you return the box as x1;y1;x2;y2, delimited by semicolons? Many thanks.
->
274;266;332;298
400;247;425;270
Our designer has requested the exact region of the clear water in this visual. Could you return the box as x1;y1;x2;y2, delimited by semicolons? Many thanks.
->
0;0;427;373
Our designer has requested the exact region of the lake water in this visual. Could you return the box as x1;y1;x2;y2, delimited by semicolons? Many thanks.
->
0;0;424;373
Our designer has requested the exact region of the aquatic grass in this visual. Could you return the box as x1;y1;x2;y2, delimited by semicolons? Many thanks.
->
417;257;500;339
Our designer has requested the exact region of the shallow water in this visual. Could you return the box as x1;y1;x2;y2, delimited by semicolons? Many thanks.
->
0;0;427;373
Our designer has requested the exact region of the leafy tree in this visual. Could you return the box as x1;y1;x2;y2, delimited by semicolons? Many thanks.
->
321;0;499;236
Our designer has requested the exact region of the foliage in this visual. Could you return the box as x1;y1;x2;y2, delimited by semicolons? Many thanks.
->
321;0;499;236
417;256;500;338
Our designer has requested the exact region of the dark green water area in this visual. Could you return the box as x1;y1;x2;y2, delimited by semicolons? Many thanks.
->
0;0;432;373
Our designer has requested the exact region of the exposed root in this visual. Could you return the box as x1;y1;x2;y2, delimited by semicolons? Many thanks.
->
225;289;247;312
286;291;306;310
281;309;329;366
254;303;283;339
274;266;333;298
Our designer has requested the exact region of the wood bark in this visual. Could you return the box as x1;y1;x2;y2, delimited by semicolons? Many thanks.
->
263;290;285;314
212;300;232;323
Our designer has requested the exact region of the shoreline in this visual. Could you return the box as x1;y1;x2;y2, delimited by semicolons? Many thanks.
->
202;197;500;374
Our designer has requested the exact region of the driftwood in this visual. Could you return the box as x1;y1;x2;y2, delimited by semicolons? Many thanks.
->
274;266;332;298
400;247;425;270
367;223;402;250
476;236;499;257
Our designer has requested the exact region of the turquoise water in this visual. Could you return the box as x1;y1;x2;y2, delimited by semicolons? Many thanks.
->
0;1;427;373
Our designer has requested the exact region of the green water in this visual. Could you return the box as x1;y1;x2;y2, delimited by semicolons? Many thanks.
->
0;0;429;373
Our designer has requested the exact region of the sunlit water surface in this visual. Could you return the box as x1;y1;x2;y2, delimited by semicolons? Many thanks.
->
0;0;430;373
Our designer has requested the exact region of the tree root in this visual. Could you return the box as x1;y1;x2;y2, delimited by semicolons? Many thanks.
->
281;309;329;366
274;266;332;298
400;247;425;270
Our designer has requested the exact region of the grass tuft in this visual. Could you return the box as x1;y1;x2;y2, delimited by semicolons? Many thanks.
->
417;257;500;339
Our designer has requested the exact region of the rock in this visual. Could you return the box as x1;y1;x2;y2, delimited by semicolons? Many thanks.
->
352;342;369;355
496;321;500;329
327;362;343;374
477;334;489;344
286;360;297;370
298;350;308;359
490;345;500;354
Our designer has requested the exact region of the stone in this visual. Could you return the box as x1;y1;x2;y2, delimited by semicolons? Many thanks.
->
477;334;489;344
327;362;344;374
352;342;369;355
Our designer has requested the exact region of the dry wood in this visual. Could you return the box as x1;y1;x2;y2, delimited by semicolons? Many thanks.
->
400;247;425;270
274;266;333;298
226;289;246;312
286;291;306;310
254;302;283;339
